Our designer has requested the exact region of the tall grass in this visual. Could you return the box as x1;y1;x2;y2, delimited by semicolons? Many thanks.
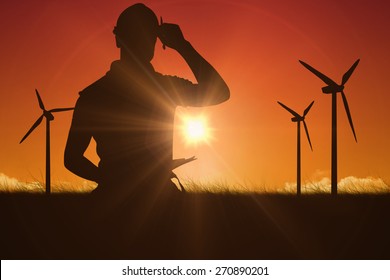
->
0;173;96;193
280;176;390;194
0;173;389;194
181;178;271;193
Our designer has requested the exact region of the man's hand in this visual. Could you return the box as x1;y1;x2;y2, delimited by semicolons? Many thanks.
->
158;19;230;106
158;22;187;51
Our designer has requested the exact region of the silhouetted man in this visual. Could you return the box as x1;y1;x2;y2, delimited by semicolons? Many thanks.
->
64;3;229;199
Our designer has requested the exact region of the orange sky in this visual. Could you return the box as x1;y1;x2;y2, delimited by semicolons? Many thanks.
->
0;0;389;190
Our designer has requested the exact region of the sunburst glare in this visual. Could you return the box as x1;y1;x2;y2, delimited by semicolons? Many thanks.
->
180;114;212;145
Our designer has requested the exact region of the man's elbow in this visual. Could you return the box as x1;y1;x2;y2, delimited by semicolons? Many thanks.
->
64;148;78;173
220;83;230;103
211;83;230;105
64;152;73;172
192;81;230;106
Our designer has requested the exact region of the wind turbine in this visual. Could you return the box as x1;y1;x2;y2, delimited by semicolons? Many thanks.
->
299;59;359;195
278;101;314;195
20;89;74;194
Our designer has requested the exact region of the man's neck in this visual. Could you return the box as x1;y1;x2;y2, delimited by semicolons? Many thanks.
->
120;50;152;69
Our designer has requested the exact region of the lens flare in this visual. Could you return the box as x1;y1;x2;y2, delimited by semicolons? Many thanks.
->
187;119;205;139
181;115;211;145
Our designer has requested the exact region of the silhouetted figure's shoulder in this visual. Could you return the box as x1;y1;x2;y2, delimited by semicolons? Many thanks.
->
78;61;130;99
79;62;200;107
75;68;119;112
78;76;110;99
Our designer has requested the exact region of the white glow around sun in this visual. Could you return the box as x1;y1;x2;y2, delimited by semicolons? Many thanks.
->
181;115;211;145
187;119;205;139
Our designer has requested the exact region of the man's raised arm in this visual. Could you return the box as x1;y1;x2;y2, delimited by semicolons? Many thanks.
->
158;23;230;106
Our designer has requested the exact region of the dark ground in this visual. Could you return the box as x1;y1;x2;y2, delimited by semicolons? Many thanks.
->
1;193;390;259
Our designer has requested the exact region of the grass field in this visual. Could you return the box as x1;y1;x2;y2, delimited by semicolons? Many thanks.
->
1;190;390;259
1;173;389;259
1;173;389;194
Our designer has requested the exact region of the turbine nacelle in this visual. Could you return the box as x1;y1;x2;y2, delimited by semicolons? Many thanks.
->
44;111;55;121
322;84;344;94
291;116;304;122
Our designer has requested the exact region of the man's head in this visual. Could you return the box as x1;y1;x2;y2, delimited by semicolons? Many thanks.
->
114;3;159;62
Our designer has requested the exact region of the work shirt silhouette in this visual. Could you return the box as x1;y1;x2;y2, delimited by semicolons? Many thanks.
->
73;61;200;190
64;3;229;198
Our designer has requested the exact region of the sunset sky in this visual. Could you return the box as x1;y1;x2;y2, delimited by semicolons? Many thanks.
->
1;0;389;191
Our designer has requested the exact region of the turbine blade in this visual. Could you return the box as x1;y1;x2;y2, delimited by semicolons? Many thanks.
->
303;120;313;151
341;91;358;142
35;89;45;110
299;60;338;87
20;115;44;143
342;59;360;85
277;101;301;118
50;107;74;113
303;100;315;116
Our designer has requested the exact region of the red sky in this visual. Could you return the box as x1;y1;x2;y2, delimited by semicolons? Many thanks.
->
0;0;389;190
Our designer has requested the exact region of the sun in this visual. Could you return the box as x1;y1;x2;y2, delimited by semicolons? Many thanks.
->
187;119;205;139
181;115;211;144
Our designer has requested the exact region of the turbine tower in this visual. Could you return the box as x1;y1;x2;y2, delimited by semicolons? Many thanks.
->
20;89;74;194
278;101;314;195
299;59;359;195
